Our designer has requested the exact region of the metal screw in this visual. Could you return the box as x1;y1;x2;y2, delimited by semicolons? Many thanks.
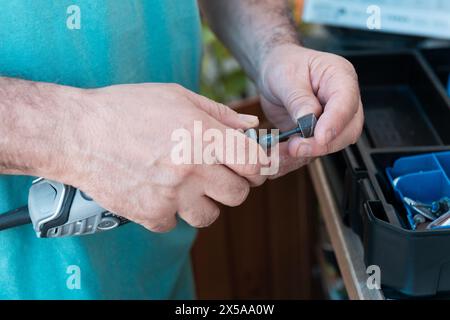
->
413;214;426;225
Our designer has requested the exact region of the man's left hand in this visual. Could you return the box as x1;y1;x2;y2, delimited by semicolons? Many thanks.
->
258;44;364;179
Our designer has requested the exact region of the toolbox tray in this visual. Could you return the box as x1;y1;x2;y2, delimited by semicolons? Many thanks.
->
323;49;450;297
421;48;450;97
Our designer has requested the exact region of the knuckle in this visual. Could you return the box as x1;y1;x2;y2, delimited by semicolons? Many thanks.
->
345;60;357;73
286;90;313;108
142;215;177;233
133;195;177;233
158;187;178;202
228;182;250;207
172;164;195;181
242;162;262;177
330;55;359;83
188;218;208;229
144;222;176;233
251;175;267;187
246;140;263;166
150;179;180;201
201;207;220;228
212;102;229;121
338;56;357;74
185;207;220;228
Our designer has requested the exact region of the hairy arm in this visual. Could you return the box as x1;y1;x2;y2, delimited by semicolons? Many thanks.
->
199;0;298;83
0;78;83;179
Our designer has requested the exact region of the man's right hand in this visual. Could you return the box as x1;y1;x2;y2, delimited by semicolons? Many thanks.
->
51;83;267;232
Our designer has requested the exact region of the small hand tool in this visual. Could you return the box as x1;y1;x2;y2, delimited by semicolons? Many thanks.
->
0;113;318;238
246;113;318;149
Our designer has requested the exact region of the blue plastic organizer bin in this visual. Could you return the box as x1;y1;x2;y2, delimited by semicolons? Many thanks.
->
448;74;450;96
386;151;450;230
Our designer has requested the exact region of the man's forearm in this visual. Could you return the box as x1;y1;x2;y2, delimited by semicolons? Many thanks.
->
199;0;299;83
0;78;82;178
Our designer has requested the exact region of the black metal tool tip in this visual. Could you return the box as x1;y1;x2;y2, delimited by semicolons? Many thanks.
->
297;113;318;138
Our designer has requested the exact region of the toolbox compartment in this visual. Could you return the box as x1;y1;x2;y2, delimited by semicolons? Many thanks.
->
323;50;450;297
421;47;450;97
351;52;450;148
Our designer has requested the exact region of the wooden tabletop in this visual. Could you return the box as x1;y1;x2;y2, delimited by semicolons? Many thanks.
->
308;158;385;300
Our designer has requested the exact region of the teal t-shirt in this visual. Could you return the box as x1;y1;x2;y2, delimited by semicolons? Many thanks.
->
0;0;201;299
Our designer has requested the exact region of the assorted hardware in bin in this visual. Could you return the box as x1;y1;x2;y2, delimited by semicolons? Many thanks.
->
386;152;450;230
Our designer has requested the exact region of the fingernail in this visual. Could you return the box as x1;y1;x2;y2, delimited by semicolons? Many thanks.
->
296;143;312;158
238;114;259;127
294;105;317;121
294;110;308;122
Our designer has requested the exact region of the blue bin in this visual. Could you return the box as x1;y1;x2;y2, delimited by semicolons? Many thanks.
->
387;151;450;229
448;73;450;96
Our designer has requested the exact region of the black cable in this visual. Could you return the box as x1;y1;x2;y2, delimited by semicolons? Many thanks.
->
0;206;31;231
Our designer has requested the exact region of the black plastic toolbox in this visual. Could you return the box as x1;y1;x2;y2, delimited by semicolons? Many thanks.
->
323;49;450;297
421;47;450;100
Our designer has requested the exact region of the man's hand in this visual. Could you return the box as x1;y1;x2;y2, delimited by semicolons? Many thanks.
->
258;44;364;178
200;0;364;179
64;83;268;232
0;79;267;232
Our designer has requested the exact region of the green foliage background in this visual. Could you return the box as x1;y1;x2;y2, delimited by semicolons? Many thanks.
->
200;25;254;103
199;1;303;103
